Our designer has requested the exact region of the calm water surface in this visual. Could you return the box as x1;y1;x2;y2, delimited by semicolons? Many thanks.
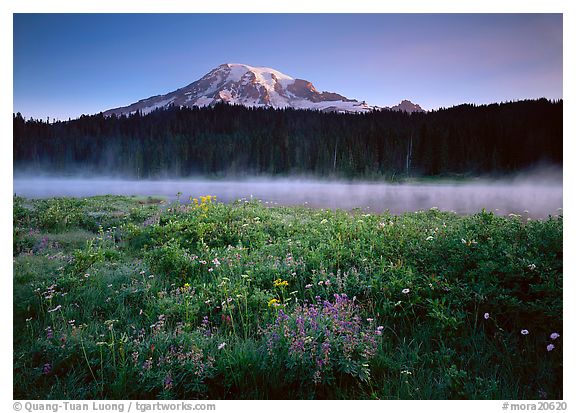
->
13;176;563;219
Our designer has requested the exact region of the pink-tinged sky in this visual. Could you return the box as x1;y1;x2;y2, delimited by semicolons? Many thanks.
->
13;13;562;120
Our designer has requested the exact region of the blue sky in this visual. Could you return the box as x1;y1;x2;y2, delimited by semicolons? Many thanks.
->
13;13;562;120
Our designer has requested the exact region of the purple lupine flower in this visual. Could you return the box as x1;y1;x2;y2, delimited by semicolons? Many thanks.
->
547;344;555;352
290;338;305;355
550;332;560;340
142;358;153;371
42;363;52;375
262;293;378;385
164;373;173;389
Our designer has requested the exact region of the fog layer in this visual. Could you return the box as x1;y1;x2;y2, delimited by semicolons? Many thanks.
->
13;172;562;219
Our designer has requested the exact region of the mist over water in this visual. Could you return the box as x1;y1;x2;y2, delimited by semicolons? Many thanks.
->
13;170;562;219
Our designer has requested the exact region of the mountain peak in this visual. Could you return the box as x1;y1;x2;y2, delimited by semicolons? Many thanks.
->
387;100;425;113
103;63;374;116
219;63;295;80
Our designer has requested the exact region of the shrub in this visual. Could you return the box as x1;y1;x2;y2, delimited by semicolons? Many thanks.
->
262;293;380;389
146;240;198;282
36;199;85;232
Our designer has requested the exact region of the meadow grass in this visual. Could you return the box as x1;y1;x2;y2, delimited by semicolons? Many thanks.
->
13;195;562;399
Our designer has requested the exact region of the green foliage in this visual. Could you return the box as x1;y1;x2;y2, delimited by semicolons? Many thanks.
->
13;195;31;225
17;195;162;234
36;198;87;232
13;195;563;399
146;240;196;282
13;226;35;255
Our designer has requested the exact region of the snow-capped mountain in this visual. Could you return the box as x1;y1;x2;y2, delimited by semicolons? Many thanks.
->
103;63;422;116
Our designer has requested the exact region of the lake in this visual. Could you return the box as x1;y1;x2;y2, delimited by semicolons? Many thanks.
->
13;175;562;219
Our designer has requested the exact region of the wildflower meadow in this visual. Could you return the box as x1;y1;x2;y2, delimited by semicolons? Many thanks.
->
13;195;562;399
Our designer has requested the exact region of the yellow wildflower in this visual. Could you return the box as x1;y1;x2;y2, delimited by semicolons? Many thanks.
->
273;278;289;288
268;298;279;307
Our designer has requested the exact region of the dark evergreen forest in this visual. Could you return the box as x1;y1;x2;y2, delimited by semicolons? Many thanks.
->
13;98;562;179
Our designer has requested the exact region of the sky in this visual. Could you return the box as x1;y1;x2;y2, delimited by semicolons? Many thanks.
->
13;13;563;120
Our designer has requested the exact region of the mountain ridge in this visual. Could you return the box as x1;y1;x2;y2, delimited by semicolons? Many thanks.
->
103;63;424;116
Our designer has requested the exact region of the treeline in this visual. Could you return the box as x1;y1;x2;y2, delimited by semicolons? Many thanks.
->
13;99;562;179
